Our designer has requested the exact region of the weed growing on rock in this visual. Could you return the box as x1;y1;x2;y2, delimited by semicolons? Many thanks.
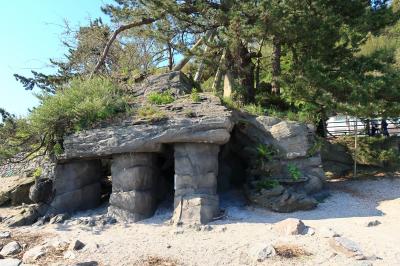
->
190;89;201;102
137;105;167;121
287;163;301;181
255;179;280;191
256;144;277;160
147;90;174;105
33;167;42;178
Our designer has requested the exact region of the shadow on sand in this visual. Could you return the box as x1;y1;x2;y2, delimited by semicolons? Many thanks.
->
54;177;400;231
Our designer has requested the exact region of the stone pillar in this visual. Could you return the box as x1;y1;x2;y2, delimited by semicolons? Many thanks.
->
50;160;103;214
173;143;220;225
108;153;159;222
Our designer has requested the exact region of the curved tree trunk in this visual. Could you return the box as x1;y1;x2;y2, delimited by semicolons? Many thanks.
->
167;43;174;71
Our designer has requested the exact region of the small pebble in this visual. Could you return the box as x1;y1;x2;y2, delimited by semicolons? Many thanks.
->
0;231;11;239
366;220;381;227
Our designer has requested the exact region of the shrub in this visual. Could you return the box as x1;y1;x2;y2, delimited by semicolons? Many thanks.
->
147;90;174;105
29;77;132;155
31;77;131;134
335;136;400;169
184;109;196;118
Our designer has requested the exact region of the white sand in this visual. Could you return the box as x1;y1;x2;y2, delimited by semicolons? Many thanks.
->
2;177;400;265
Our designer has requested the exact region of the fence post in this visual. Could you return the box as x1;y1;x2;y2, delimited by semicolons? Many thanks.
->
353;119;358;178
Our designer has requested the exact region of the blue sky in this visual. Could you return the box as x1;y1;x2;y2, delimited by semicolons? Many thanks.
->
0;1;111;116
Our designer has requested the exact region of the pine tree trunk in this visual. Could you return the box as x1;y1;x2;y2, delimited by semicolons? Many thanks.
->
211;50;226;94
237;42;255;103
168;43;174;71
255;57;261;91
271;36;281;95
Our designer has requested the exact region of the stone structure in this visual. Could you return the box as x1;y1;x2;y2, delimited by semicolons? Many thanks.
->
49;160;103;214
13;71;326;225
108;153;159;222
47;72;233;224
221;113;326;212
172;143;220;224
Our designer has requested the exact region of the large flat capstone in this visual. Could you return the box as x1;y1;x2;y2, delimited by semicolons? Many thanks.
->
61;83;233;161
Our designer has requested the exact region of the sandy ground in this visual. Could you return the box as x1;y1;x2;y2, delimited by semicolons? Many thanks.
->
2;177;400;266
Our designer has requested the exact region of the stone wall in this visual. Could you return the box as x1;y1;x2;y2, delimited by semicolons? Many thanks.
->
49;160;103;214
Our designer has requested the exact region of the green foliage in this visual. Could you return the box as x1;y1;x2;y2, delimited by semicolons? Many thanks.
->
53;143;64;156
31;77;131;135
264;103;321;125
378;148;399;162
147;90;174;105
14;19;159;93
0;77;132;163
256;144;277;161
137;105;167;121
221;98;268;116
190;89;201;102
307;137;323;157
287;163;301;181
5;0;400;165
243;104;266;116
221;97;241;110
335;136;400;169
200;77;215;92
33;167;42;179
255;179;280;191
0;116;40;165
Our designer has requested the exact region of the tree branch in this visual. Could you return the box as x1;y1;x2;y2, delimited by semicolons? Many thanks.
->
90;16;162;77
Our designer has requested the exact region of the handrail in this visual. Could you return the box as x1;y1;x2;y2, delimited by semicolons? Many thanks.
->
326;118;400;137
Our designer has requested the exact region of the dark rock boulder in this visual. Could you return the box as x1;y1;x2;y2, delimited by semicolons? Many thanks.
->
29;178;53;203
246;185;317;213
5;204;48;227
